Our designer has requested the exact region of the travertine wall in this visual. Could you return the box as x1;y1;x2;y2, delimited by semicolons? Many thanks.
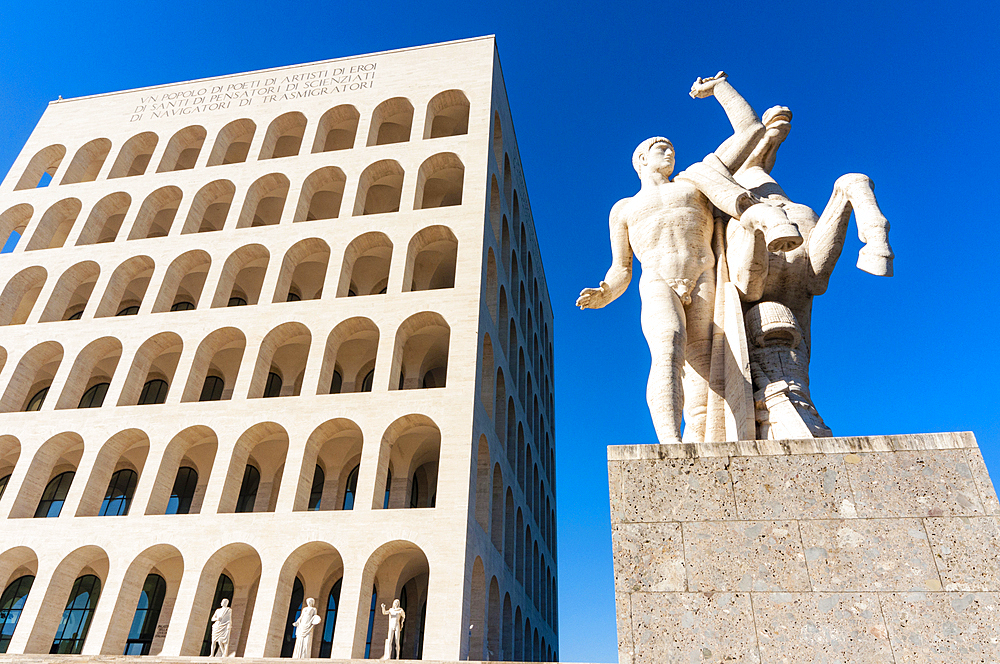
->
609;432;1000;663
0;36;558;661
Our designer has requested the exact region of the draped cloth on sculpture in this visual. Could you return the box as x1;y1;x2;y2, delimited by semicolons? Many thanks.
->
210;605;232;656
292;605;322;658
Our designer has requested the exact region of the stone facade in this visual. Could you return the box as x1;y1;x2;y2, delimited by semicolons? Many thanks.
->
610;432;1000;663
0;36;558;660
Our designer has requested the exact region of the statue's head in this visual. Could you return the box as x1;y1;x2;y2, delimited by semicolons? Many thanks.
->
633;137;674;179
306;598;316;607
762;106;792;141
221;599;229;608
392;599;401;608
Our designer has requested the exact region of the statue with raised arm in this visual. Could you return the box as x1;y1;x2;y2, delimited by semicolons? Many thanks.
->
380;599;405;659
726;105;894;439
577;72;801;444
209;598;232;657
292;597;322;658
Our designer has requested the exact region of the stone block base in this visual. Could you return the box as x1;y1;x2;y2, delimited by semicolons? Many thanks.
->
609;432;1000;663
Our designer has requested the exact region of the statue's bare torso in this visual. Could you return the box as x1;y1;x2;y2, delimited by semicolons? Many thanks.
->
616;180;715;296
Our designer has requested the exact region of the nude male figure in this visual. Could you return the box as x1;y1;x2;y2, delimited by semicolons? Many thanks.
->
380;598;405;659
577;73;797;443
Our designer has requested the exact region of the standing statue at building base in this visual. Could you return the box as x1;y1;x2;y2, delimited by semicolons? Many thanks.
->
380;599;406;659
292;597;321;658
209;598;232;657
578;73;893;444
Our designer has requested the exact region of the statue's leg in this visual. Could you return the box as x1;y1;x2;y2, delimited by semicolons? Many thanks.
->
810;174;893;288
837;173;893;276
638;275;686;444
682;266;715;444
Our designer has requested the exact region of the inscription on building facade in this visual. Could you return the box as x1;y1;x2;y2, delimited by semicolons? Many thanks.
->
128;62;377;121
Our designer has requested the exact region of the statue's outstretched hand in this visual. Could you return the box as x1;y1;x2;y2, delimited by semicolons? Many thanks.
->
576;282;612;309
689;71;728;99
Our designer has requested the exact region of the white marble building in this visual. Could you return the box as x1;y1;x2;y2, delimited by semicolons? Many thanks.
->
0;36;557;661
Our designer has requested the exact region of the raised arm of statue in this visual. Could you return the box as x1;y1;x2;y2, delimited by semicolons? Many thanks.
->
576;200;632;309
690;72;764;173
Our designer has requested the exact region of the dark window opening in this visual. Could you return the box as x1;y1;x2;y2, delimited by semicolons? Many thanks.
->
34;471;75;518
263;372;282;398
308;464;324;511
166;466;198;515
235;465;260;513
199;375;224;402
25;387;49;412
78;382;109;408
138;379;168;405
50;574;101;654
342;465;359;510
99;468;138;516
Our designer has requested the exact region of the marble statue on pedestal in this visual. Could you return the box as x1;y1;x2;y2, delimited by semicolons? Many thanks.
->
380;599;405;659
209;598;232;657
577;72;801;444
292;597;321;658
578;73;892;444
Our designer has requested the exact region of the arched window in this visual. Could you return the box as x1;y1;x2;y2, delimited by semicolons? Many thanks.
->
263;372;283;398
236;465;260;513
117;305;139;316
415;601;427;659
0;575;34;653
25;387;49;411
170;301;195;311
200;574;234;655
78;382;109;408
342;465;359;510
138;379;168;405
318;579;342;657
409;474;420;509
286;291;301;302
50;574;101;654
99;468;138;516
34;471;75;517
330;371;343;394
361;369;375;393
308;464;324;511
166;466;198;515
364;584;377;658
383;468;392;509
124;574;166;655
199;375;224;402
280;577;305;657
227;296;247;307
0;473;9;500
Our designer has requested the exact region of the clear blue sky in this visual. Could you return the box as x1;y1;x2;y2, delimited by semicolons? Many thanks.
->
2;1;999;661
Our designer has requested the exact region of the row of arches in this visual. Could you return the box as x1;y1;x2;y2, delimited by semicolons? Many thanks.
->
482;328;556;498
0;228;457;327
0;313;450;415
485;149;555;421
0;417;440;523
473;438;556;630
0;539;432;658
13;90;471;191
1;153;464;253
469;557;556;662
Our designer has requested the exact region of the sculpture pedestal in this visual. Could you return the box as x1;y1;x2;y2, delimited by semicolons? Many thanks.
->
609;432;1000;663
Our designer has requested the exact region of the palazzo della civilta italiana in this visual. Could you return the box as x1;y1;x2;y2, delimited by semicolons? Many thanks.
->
0;36;557;661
